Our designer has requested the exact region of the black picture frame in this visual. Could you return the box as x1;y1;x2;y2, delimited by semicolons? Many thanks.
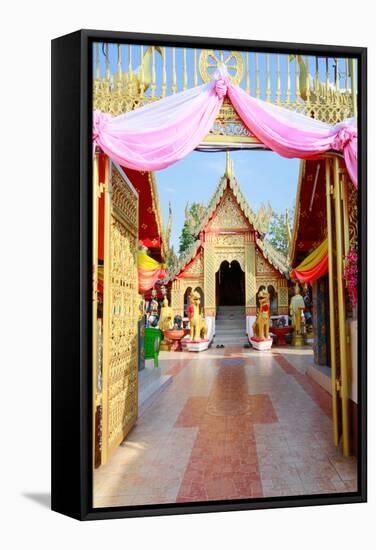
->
51;29;367;521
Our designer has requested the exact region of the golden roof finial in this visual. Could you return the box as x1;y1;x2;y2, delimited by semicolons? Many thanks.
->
225;151;233;178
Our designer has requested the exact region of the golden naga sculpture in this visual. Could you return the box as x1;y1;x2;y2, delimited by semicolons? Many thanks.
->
188;291;208;341
255;202;273;235
113;46;164;95
159;295;174;332
288;54;351;103
252;288;271;339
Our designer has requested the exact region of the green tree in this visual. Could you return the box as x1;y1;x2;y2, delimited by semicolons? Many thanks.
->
179;202;206;254
268;208;294;256
165;244;179;272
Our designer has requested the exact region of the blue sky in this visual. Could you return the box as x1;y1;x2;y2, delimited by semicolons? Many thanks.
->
155;151;300;252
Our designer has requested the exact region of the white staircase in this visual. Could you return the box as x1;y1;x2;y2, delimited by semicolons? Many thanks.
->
214;306;248;347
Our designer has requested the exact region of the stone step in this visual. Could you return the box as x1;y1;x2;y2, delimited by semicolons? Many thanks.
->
217;307;245;311
216;319;245;327
138;362;173;417
216;315;245;321
216;315;245;322
213;336;248;345
215;325;246;336
217;312;245;316
217;306;245;310
216;317;245;325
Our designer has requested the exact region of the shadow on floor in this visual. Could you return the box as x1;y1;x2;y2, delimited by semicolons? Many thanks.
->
22;492;51;509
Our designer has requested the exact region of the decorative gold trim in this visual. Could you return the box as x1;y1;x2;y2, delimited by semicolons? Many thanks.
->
94;48;355;124
198;50;244;85
203;134;261;145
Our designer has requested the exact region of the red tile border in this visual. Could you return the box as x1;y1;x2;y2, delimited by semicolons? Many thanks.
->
175;362;278;502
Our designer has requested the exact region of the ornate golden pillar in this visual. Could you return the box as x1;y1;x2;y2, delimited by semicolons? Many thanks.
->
333;155;350;456
204;242;216;316
171;279;184;317
101;161;139;466
325;158;340;447
244;235;257;315
277;279;289;315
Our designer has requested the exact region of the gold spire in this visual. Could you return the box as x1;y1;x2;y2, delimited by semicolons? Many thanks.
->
225;151;233;178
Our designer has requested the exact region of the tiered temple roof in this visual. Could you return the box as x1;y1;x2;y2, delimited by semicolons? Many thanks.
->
168;158;290;281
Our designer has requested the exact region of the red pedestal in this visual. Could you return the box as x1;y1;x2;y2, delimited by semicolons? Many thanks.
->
270;326;293;345
164;329;185;351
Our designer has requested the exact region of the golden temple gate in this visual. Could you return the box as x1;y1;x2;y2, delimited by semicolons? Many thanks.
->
325;154;358;456
93;44;357;129
93;155;139;467
92;45;359;459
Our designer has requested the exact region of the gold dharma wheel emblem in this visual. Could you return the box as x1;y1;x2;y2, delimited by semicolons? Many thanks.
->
199;50;244;85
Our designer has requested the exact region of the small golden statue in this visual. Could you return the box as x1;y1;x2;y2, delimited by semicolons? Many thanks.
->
252;288;271;340
188;291;208;341
138;294;146;321
290;283;305;346
159;295;174;332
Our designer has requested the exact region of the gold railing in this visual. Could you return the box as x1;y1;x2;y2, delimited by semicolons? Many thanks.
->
93;44;357;125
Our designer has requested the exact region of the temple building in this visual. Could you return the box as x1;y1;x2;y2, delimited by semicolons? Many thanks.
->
169;154;290;341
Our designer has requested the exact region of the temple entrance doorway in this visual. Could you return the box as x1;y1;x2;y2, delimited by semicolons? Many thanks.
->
216;260;245;306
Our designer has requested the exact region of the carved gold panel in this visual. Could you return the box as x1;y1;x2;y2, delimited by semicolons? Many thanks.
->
214;233;245;246
171;279;184;316
210;191;249;230
204;244;216;310
347;178;358;249
278;286;289;308
213;248;245;273
256;250;276;274
103;164;139;461
245;243;257;308
199;50;244;85
183;254;204;276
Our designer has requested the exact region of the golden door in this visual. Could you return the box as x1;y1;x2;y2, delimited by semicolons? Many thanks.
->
325;155;357;456
93;156;139;466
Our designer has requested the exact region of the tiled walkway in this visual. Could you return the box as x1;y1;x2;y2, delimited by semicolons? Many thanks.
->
93;346;357;507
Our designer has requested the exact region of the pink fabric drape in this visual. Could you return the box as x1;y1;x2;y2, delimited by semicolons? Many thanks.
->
227;84;357;187
93;77;226;172
138;267;166;293
93;65;357;186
